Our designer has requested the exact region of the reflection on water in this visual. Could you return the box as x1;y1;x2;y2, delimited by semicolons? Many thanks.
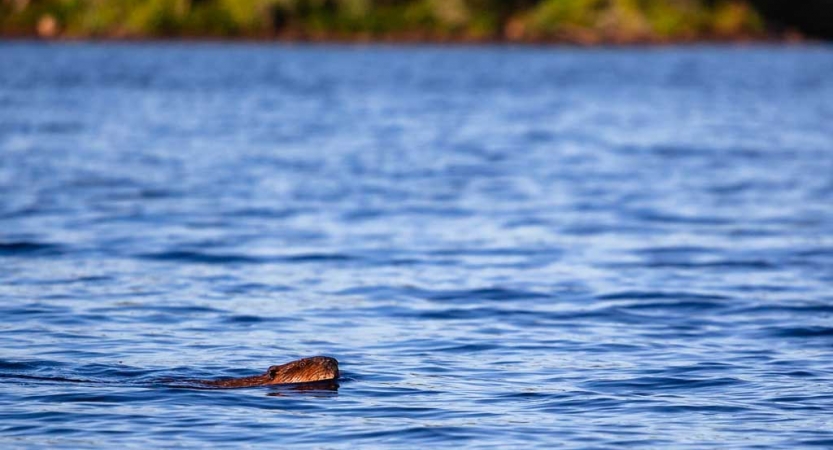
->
1;42;832;448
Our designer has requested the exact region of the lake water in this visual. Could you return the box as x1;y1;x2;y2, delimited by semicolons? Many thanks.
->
1;42;832;448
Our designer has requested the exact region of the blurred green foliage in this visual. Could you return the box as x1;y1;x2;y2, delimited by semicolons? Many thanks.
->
0;0;769;41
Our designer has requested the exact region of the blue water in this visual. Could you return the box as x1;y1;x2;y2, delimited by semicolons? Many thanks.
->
1;42;832;448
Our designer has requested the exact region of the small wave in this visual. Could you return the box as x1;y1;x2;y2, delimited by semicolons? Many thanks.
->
796;439;833;447
0;241;65;256
221;315;268;324
216;282;294;294
281;253;357;263
338;286;552;303
625;208;732;226
635;245;716;256
767;326;833;338
596;291;731;302
734;304;833;315
584;376;745;392
617;300;728;311
794;247;833;258
435;343;501;353
648;404;750;414
420;287;551;302
429;247;561;258
415;308;516;320
339;425;474;443
533;395;622;413
137;250;358;264
137;250;263;264
36;121;84;135
0;373;94;384
229;207;309;219
0;360;56;371
155;305;223;315
639;260;777;270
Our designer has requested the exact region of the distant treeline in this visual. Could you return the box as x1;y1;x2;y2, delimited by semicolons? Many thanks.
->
0;0;823;43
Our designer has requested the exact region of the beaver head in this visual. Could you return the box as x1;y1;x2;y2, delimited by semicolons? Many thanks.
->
265;356;339;384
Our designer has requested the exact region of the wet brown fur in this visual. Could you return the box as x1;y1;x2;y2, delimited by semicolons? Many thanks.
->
200;356;339;388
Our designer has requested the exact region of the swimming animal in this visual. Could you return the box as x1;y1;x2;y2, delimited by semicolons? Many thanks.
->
198;356;339;388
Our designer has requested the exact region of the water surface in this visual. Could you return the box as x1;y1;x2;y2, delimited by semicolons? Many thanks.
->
1;42;832;448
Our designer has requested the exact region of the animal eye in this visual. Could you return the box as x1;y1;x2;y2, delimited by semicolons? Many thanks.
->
268;367;279;377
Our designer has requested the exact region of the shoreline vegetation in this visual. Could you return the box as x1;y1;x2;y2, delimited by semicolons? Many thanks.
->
0;0;808;44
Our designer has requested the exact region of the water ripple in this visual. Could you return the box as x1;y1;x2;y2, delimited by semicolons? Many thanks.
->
1;43;831;449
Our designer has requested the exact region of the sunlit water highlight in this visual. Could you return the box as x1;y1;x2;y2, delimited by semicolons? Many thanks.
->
1;42;832;448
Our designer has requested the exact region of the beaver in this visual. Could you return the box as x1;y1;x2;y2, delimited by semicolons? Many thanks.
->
198;356;339;388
